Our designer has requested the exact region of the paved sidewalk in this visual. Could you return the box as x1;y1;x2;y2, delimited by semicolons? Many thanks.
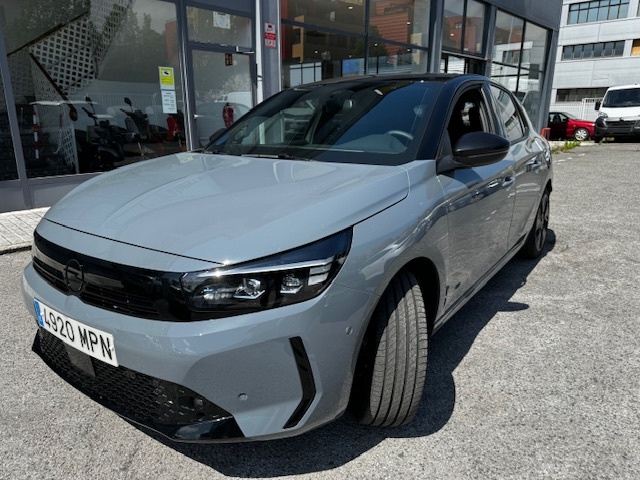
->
0;208;49;255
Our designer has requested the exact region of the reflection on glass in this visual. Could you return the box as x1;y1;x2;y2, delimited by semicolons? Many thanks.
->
2;0;185;178
187;7;252;48
491;63;519;92
0;72;18;181
281;23;364;87
370;0;430;48
280;0;366;34
192;51;252;147
523;22;547;70
518;68;542;123
368;47;427;75
442;0;464;51
441;54;484;74
464;0;485;54
493;11;524;65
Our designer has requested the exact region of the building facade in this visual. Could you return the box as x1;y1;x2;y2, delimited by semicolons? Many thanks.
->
551;0;640;119
1;0;561;213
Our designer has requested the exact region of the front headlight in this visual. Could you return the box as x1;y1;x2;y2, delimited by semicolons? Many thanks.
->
180;229;352;317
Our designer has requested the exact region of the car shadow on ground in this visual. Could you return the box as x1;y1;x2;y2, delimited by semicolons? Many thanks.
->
136;230;557;477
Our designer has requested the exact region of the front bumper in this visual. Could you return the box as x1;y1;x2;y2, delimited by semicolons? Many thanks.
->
32;329;245;441
23;258;373;442
594;117;640;138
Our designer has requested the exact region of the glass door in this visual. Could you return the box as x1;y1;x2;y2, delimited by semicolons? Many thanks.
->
185;6;255;148
190;49;254;147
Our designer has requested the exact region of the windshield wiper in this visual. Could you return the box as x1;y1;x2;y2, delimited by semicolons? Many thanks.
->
241;153;312;161
204;148;241;156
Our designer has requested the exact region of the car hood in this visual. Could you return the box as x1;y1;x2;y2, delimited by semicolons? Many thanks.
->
600;106;640;119
44;152;409;264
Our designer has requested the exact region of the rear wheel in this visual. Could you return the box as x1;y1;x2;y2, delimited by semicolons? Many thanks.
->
349;270;429;427
520;190;550;259
573;128;589;141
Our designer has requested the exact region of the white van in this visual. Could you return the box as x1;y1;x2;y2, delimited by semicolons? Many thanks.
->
594;84;640;141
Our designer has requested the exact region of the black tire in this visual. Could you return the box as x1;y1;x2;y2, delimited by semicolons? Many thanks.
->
520;190;550;259
573;128;589;142
349;270;428;427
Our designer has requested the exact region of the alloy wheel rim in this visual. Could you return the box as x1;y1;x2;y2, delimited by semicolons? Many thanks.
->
535;195;549;251
574;129;588;141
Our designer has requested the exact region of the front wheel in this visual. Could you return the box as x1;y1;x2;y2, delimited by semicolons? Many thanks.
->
573;128;589;142
349;270;429;427
520;190;550;259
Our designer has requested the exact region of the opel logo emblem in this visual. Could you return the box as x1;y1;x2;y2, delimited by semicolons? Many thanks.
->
64;259;85;294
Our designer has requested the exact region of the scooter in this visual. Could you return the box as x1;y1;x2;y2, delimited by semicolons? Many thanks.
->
120;97;152;141
79;105;124;173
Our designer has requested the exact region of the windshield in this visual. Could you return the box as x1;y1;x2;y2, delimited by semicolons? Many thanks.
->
206;79;441;165
602;88;640;108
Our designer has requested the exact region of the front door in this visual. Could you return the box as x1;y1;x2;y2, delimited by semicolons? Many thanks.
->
439;85;516;311
184;5;255;148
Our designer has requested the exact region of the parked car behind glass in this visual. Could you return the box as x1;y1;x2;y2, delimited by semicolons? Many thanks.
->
547;111;595;141
23;74;552;443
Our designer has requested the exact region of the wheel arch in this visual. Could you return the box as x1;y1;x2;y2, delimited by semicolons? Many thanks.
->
403;257;440;335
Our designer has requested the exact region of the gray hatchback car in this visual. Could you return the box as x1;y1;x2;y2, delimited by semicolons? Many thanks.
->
23;74;552;442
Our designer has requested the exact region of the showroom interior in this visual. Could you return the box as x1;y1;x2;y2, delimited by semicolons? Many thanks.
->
0;0;561;213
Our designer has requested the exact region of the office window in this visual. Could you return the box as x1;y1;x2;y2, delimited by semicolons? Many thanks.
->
632;39;640;56
556;88;607;102
568;0;630;25
561;41;625;60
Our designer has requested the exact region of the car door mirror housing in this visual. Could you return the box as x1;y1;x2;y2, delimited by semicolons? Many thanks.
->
595;100;601;110
453;131;510;167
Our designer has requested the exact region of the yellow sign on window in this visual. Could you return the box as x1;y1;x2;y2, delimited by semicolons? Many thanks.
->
159;67;175;90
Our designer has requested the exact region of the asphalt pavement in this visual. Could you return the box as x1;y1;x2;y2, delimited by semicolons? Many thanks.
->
1;142;639;479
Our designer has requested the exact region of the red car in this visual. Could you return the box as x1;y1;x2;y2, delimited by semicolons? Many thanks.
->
548;111;595;141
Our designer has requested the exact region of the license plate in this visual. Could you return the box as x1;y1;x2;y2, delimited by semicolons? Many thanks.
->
34;299;118;367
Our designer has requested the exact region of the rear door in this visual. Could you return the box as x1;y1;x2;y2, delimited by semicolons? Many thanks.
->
490;84;547;250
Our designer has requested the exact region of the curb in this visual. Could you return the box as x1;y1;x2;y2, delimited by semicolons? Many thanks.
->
0;243;32;255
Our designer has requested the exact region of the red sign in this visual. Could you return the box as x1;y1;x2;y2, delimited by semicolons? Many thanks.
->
264;23;277;48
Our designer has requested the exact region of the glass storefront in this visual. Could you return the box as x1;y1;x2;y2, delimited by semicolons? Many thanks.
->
491;10;549;127
440;0;486;74
2;0;184;178
0;0;559;213
281;0;430;87
0;62;17;181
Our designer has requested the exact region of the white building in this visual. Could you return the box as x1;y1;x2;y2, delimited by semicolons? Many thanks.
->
551;0;640;119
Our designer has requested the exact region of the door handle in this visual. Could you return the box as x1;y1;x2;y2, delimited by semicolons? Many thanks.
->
526;158;542;171
501;176;515;188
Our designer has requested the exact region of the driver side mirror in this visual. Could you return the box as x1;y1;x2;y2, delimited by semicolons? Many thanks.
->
595;100;601;110
453;132;510;167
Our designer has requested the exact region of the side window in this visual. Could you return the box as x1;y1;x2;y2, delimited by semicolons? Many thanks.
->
490;85;526;143
447;87;492;147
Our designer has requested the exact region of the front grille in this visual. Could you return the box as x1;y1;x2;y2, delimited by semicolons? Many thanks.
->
34;330;243;440
606;119;636;127
32;231;207;321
